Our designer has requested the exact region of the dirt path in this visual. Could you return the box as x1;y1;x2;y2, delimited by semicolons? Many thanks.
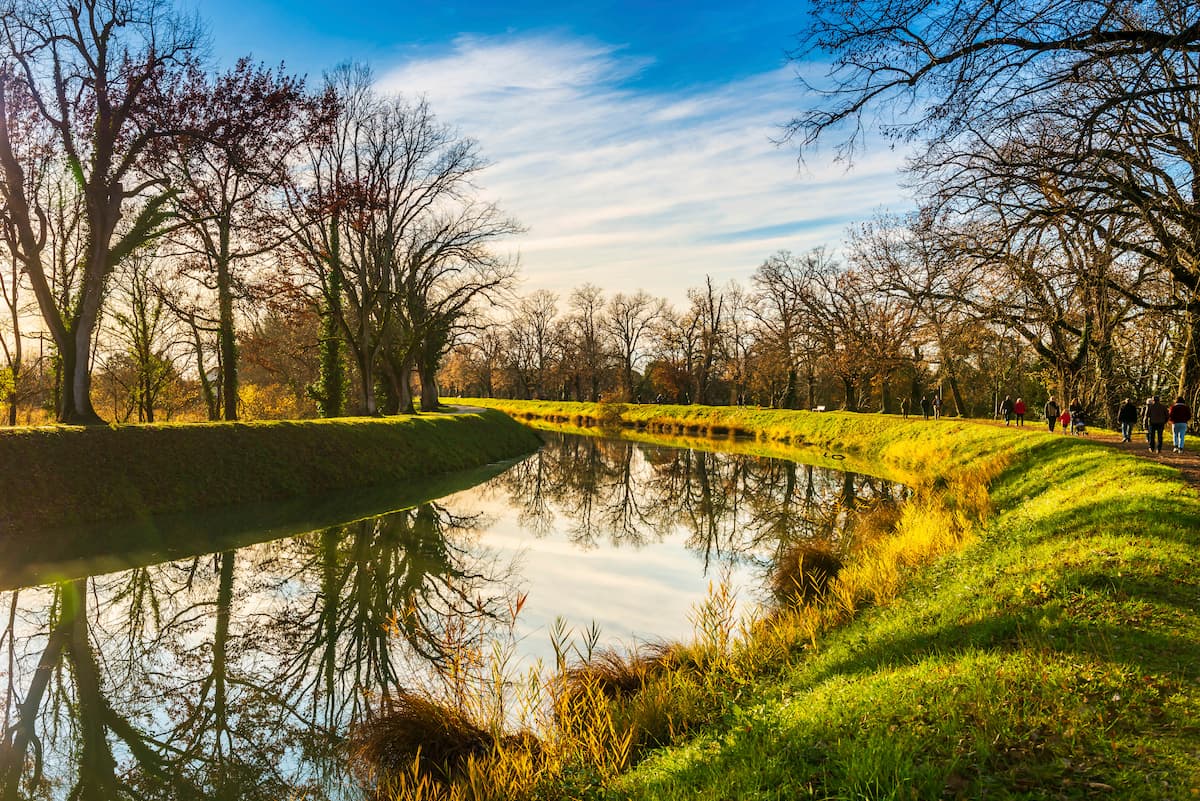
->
980;418;1200;489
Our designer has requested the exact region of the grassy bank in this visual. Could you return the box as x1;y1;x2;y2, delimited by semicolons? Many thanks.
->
0;409;541;535
383;400;1200;799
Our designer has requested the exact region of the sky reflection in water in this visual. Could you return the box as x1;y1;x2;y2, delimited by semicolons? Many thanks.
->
0;432;904;800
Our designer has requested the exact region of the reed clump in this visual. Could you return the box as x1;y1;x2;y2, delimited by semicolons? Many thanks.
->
770;543;844;606
561;642;686;701
348;691;501;788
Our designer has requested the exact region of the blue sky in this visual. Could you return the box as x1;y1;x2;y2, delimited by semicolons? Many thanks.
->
190;1;911;301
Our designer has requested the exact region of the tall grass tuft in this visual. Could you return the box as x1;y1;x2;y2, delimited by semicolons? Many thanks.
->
348;691;498;787
770;543;844;606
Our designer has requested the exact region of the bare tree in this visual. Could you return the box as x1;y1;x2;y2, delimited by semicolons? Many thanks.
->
604;290;665;402
0;0;202;423
155;59;314;420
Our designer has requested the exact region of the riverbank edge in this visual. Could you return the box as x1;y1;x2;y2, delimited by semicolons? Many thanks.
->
0;409;543;534
456;399;1200;798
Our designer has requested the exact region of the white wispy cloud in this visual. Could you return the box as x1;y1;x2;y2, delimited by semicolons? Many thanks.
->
376;34;911;303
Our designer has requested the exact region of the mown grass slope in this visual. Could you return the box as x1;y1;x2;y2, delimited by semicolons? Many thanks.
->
456;400;1200;799
0;409;542;534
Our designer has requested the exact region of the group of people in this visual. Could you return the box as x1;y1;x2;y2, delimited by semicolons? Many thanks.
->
1119;396;1193;453
902;391;1193;454
998;395;1030;427
1042;394;1192;453
899;394;943;420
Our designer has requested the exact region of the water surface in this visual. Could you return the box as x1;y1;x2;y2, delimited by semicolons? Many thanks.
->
0;431;903;800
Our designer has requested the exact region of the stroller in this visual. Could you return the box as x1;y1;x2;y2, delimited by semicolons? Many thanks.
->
1071;409;1088;436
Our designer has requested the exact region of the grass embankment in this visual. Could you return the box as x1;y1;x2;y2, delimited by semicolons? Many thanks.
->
0;409;542;535
386;400;1200;800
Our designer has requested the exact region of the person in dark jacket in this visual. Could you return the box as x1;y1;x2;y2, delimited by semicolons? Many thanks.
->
1116;398;1138;443
920;394;931;420
1168;396;1192;453
1068;398;1085;436
900;397;911;418
1144;396;1170;453
999;395;1014;425
1044;396;1061;432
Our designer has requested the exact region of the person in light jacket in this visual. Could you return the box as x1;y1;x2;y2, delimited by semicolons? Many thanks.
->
1044;396;1061;432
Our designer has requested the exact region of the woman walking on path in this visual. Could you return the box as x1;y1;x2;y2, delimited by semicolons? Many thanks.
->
1117;398;1139;443
1044;396;1061;432
1068;399;1085;436
1014;398;1027;426
1169;396;1192;453
1144;396;1170;453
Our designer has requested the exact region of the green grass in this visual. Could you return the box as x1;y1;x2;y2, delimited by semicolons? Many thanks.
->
0;409;542;534
446;400;1200;800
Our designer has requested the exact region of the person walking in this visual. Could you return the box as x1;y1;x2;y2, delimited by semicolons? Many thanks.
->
1059;408;1071;433
999;395;1014;425
1168;395;1192;453
1068;398;1085;435
1144;395;1170;453
920;394;931;420
1044;396;1061;432
900;397;911;419
1013;397;1027;426
1116;398;1138;443
932;394;942;420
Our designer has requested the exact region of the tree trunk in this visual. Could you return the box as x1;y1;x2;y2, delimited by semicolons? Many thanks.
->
841;376;858;411
396;354;416;415
61;325;103;424
782;366;798;410
1177;302;1200;411
318;226;346;418
216;247;239;421
418;357;440;412
945;358;966;417
356;346;379;416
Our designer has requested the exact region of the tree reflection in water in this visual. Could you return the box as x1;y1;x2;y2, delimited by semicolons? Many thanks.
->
0;504;512;800
0;433;902;799
496;432;905;575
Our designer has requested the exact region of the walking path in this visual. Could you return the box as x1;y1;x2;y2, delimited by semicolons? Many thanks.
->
982;418;1200;489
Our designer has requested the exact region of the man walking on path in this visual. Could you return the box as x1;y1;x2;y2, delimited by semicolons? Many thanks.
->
920;395;931;420
1169;396;1192;453
1044;396;1061;432
1117;398;1138;442
901;397;911;418
1144;396;1170;453
1000;395;1014;425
